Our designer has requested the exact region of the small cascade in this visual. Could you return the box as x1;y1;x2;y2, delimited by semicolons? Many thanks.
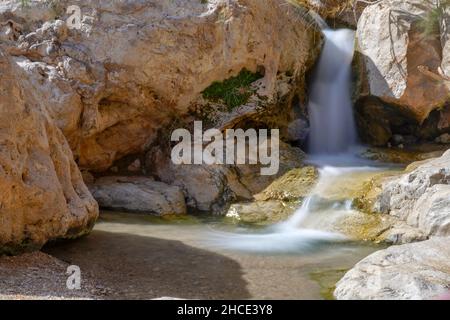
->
206;28;376;254
284;28;367;230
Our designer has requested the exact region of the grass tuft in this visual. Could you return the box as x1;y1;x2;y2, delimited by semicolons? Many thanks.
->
202;69;263;110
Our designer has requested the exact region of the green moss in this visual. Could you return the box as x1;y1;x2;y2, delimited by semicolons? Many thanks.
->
202;69;263;111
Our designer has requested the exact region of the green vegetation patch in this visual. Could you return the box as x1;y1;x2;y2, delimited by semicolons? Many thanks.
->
202;68;263;110
418;0;450;38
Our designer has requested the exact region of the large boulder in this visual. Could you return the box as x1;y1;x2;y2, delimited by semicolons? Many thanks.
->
0;50;98;254
335;237;450;300
1;0;321;171
355;0;450;144
225;166;317;224
148;140;305;214
375;150;450;237
226;200;299;224
88;176;186;216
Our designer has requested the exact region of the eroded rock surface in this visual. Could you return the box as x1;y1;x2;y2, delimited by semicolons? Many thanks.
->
0;50;98;254
89;177;186;216
335;237;450;300
226;166;317;224
0;0;324;250
149;141;305;214
357;0;449;122
1;0;321;172
375;150;450;237
355;0;450;145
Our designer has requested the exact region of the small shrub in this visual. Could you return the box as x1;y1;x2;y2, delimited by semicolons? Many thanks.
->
417;0;449;38
202;69;263;110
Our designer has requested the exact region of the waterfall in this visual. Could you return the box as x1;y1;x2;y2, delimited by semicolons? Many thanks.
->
206;28;369;254
282;29;364;230
307;29;357;155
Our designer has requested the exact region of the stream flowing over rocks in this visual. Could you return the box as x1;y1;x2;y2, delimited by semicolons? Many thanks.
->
0;0;449;301
335;150;450;299
0;0;321;250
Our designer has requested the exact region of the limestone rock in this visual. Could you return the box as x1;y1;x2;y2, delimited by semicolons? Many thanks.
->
409;184;450;237
234;141;306;196
0;50;98;254
332;210;426;244
1;0;321;171
89;177;186;216
254;166;318;201
226;200;299;224
375;150;450;237
356;0;449;124
149;141;305;213
360;147;445;165
335;237;450;300
223;165;316;224
441;4;450;79
152;164;238;214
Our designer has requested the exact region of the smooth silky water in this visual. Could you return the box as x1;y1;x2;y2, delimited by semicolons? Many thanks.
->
204;28;387;254
44;29;393;299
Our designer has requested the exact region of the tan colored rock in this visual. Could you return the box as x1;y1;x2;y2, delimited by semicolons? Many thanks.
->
2;0;320;171
234;141;306;195
226;200;299;224
360;147;445;165
89;177;186;216
441;4;450;78
225;166;316;224
332;210;426;244
149;140;304;213
356;0;449;123
0;50;98;254
254;166;318;201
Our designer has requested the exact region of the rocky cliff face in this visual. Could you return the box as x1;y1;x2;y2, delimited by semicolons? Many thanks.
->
0;0;322;251
0;50;98;254
1;0;321;171
354;0;450;146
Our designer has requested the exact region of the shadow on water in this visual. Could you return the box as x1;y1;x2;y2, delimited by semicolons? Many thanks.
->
43;230;251;299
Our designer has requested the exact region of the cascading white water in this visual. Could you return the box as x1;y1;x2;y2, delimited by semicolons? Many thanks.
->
308;29;357;155
280;28;371;232
206;28;376;254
